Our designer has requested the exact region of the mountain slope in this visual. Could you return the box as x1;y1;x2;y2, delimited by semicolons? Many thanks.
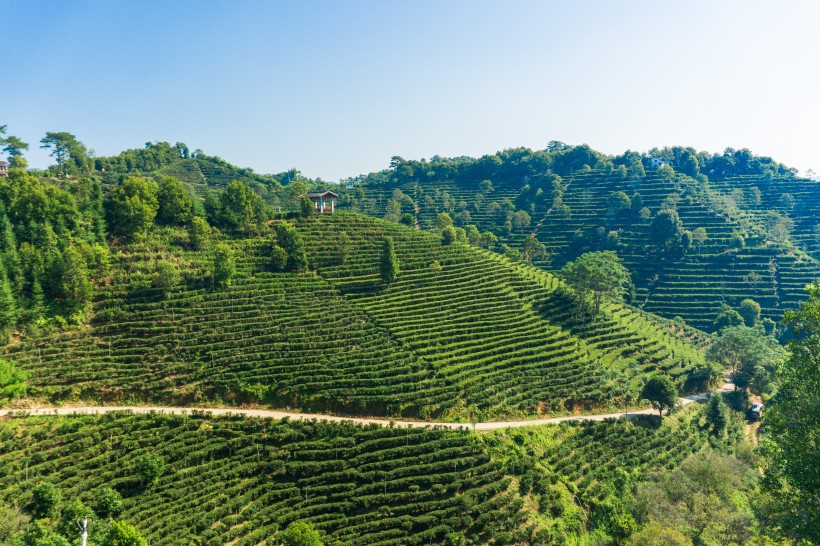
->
3;213;707;421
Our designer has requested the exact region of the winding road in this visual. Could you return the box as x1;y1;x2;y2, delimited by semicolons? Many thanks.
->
0;382;734;431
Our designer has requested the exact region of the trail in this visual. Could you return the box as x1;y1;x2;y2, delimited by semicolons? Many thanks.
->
0;383;734;431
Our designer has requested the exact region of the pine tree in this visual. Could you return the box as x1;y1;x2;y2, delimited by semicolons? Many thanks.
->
0;262;16;340
380;237;399;285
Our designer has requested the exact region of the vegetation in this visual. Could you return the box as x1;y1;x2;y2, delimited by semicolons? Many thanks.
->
341;144;819;332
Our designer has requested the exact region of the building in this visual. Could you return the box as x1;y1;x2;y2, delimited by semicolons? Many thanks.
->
0;161;8;176
647;157;669;170
306;190;338;214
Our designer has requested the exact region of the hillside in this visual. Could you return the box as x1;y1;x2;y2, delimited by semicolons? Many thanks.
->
3;213;707;421
341;147;820;332
0;403;750;545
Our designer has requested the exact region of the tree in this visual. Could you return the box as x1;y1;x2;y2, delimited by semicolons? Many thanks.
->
29;483;61;519
101;521;148;546
212;244;236;287
156;176;194;225
0;135;29;165
606;191;631;218
704;395;728;436
0;358;28;401
58;247;93;315
399;213;415;227
274;222;308;272
96;487;123;519
713;304;743;331
40;132;88;174
761;284;820;542
522;237;547;263
299;197;314;217
0;262;16;340
214;181;267;233
650;209;685;255
707;325;786;395
151;261;179;298
738;299;761;327
106;177;159;240
512;210;531;234
441;226;457;245
692;227;707;254
269;245;288;272
0;502;29;543
137;454;165;484
436;213;453;231
631;522;693;546
384;199;401;223
380;237;399;285
187;217;210;250
561;251;629;322
640;375;677;417
281;521;323;546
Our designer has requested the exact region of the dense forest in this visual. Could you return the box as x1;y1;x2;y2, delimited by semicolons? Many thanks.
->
0;124;816;545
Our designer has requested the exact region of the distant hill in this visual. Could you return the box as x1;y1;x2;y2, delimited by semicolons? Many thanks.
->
339;145;820;331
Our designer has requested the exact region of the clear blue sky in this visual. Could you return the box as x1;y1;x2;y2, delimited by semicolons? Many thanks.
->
2;0;819;180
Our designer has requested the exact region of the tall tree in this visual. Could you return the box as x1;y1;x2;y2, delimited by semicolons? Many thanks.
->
212;244;236;287
707;325;785;394
274;222;308;272
761;284;820;542
105;177;159;240
0;135;29;168
640;375;677;417
0;262;16;340
380;237;399;285
58;246;93;315
40;132;88;174
561;251;629;321
156;176;194;225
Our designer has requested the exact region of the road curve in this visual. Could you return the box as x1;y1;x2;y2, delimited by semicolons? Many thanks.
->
0;383;734;431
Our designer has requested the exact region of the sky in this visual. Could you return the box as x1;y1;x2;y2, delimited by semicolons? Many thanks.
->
2;0;819;181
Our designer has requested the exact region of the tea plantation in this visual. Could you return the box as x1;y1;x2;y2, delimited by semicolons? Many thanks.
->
4;213;707;421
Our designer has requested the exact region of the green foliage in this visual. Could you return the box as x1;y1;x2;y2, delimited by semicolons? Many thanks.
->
187;216;210;250
151;261;180;298
281;521;323;546
300;197;315;218
522;236;547;263
274;222;308;272
156;176;194;225
56;499;94;539
96;488;123;519
441;225;457;245
106;177;159;240
707;326;786;395
650;209;687;256
208;181;268;233
760;284;820;542
436;212;453;231
0;502;29;543
0;261;16;340
640;375;677;417
56;246;93;316
20;520;70;546
561;251;629;321
211;244;236;287
0;358;28;401
738;298;761;326
704;395;729;435
101;521;148;546
399;213;414;226
137;453;165;484
40;132;89;174
269;244;288;272
379;237;399;285
29;483;60;519
713;304;744;331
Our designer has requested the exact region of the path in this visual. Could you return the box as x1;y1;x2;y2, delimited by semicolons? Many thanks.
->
0;382;735;431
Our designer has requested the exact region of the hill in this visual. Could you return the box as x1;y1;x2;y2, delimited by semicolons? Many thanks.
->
0;403;752;545
3;212;707;421
339;146;820;332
